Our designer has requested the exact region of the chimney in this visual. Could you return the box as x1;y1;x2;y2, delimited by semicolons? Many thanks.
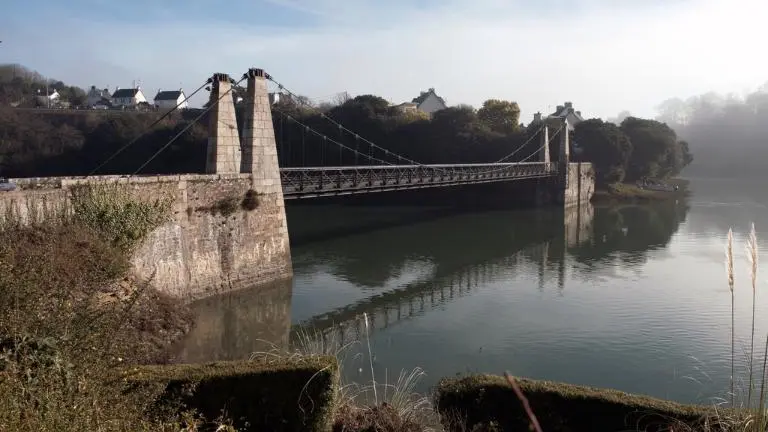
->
556;105;564;113
564;101;573;109
533;112;542;123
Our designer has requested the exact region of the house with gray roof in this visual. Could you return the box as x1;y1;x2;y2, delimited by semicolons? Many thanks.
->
411;88;447;115
86;86;112;107
111;87;147;108
547;101;584;131
154;89;188;110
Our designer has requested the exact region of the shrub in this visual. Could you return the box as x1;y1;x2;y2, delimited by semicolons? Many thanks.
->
435;375;726;432
69;183;172;251
0;223;194;431
123;356;339;431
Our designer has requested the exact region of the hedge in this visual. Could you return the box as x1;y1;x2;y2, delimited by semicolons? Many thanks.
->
435;374;732;432
120;356;339;431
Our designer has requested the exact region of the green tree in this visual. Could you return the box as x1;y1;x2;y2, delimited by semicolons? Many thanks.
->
620;117;682;180
680;140;694;167
574;119;633;184
477;99;521;134
350;95;390;115
432;105;478;131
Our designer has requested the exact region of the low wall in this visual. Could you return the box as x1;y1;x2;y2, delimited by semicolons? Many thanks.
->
121;356;338;431
436;375;728;431
0;174;292;300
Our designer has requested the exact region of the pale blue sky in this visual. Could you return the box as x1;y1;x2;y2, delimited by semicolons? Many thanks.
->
1;0;766;121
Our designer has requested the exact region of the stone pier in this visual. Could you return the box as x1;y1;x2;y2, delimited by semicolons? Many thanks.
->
206;73;240;174
0;69;293;300
534;118;595;209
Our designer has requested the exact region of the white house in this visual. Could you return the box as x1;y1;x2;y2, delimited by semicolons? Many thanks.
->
411;88;447;115
154;89;188;110
391;102;419;114
111;87;147;107
34;89;60;107
86;86;112;107
547;101;584;131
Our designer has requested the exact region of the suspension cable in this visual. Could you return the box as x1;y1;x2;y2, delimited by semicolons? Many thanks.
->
478;124;565;175
236;79;397;167
491;123;546;163
302;125;306;167
266;75;426;166
272;107;396;166
87;79;211;177
279;114;285;166
131;76;246;175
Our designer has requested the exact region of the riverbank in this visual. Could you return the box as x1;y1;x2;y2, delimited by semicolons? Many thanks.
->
592;178;690;204
2;217;715;431
5;182;764;432
0;185;434;431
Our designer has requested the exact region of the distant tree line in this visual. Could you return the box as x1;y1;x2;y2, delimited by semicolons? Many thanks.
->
653;88;768;178
0;64;693;185
0;64;86;108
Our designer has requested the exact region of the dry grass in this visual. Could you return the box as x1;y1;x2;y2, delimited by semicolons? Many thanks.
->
253;313;438;431
0;223;203;431
593;180;690;204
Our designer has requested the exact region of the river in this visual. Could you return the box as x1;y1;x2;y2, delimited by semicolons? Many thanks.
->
174;178;768;405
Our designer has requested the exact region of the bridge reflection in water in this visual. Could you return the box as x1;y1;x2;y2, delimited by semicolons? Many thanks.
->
291;202;594;348
173;202;594;363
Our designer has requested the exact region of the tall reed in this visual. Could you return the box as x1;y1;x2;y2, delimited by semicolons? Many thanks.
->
722;224;768;432
727;228;735;406
747;223;759;409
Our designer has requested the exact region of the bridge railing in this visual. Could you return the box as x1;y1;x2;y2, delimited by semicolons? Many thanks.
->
280;162;557;199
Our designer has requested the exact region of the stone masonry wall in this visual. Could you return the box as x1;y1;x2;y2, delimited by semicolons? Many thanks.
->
562;162;595;208
0;174;293;300
206;75;241;174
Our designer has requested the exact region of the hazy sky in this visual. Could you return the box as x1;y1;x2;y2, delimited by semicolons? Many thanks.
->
2;0;766;121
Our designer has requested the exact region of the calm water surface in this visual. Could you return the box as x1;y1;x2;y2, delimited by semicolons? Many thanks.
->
175;178;768;405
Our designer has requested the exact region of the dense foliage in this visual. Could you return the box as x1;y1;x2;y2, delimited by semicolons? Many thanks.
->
0;64;86;107
0;64;693;185
573;117;693;185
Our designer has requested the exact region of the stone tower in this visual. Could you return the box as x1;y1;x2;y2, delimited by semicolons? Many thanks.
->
539;124;550;163
205;73;241;174
241;68;280;182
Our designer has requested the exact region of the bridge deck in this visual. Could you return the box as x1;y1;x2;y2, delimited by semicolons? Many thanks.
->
280;162;557;199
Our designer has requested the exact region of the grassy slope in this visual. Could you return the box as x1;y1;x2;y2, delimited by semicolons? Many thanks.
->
593;178;690;204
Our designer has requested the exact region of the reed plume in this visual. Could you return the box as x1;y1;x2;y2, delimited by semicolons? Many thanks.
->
747;224;759;408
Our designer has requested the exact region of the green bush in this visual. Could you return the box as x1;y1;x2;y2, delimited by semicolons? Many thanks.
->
435;375;728;432
123;356;339;432
69;183;172;251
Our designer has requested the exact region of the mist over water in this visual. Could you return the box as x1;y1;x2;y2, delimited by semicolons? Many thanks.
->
623;85;768;179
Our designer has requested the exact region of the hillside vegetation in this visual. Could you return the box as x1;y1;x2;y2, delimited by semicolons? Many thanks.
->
0;64;692;184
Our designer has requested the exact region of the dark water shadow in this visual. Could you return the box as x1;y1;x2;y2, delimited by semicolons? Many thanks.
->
169;279;293;363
